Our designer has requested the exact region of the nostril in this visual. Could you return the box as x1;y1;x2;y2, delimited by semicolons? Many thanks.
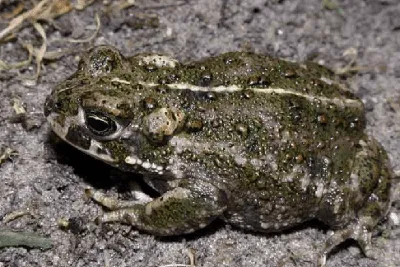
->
54;101;61;110
43;97;54;117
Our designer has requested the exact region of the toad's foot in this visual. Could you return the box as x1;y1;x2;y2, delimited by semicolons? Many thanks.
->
317;217;377;267
84;180;152;209
85;188;150;210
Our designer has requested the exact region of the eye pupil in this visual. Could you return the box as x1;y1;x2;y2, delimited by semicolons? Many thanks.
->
88;116;109;132
86;112;117;136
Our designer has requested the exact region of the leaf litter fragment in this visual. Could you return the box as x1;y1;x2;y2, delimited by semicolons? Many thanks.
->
0;147;17;165
0;229;52;250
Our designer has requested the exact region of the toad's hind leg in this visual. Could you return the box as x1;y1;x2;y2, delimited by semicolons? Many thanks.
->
318;138;392;267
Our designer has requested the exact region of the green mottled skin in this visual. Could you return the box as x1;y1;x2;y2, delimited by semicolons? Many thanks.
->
45;46;393;263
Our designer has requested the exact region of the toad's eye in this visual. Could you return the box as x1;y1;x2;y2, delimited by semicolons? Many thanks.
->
85;112;117;136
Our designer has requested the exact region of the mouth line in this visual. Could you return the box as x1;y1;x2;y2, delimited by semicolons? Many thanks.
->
124;155;164;174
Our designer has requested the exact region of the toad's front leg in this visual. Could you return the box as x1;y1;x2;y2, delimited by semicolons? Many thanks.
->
85;179;228;236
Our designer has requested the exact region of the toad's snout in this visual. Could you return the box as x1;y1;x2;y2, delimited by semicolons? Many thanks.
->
43;96;55;117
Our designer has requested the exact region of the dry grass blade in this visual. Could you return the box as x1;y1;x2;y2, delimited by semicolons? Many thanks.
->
32;22;47;79
0;44;33;71
0;0;72;41
12;98;26;115
104;0;136;13
75;0;95;10
0;0;50;41
334;47;358;75
0;147;18;165
0;0;95;76
34;0;72;21
117;0;136;11
3;210;28;223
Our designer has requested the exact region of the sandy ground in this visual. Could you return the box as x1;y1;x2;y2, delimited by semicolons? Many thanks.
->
0;1;399;266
